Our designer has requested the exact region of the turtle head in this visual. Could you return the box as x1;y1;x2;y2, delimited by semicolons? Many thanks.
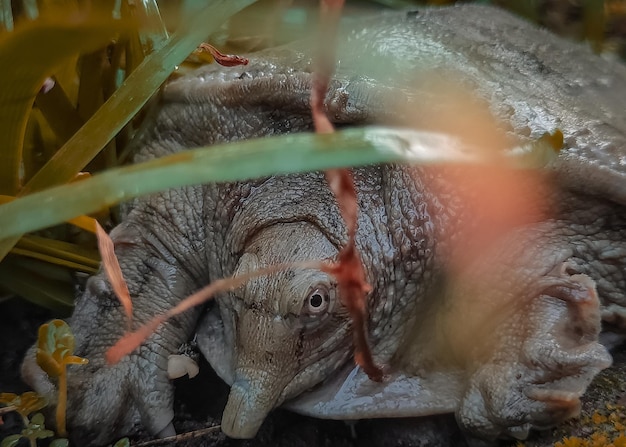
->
220;223;353;438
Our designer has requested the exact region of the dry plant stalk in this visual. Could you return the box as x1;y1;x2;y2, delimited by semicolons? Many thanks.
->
96;222;133;325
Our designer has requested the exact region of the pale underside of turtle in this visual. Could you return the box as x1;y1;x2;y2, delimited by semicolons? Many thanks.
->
21;3;626;446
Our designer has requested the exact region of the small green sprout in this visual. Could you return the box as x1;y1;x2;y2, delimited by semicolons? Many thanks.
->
1;413;54;447
113;438;131;447
36;319;88;437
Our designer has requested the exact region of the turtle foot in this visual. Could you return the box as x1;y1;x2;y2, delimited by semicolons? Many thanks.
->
456;266;612;440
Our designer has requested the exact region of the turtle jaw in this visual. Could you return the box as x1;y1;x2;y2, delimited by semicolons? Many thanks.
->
221;369;283;438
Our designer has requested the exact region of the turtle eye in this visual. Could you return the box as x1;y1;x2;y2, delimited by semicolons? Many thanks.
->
295;283;336;330
305;286;331;315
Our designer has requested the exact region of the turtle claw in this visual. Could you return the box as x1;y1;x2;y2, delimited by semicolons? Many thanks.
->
524;387;581;427
525;387;580;405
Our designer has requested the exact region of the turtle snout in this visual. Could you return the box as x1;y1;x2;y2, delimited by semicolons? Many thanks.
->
222;371;282;438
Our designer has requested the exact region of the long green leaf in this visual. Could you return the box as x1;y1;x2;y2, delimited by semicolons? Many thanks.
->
0;127;495;240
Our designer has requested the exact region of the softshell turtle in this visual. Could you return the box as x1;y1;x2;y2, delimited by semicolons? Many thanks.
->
21;4;626;445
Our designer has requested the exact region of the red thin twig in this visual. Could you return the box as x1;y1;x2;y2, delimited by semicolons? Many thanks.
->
197;43;249;67
311;0;383;382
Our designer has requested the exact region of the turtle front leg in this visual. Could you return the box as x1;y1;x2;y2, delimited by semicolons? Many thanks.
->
21;187;208;446
439;229;612;441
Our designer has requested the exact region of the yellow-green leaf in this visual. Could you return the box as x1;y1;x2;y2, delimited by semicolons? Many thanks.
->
0;8;133;195
0;392;18;403
0;391;48;418
15;235;100;273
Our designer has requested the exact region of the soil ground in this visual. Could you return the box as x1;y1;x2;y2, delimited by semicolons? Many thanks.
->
1;299;625;447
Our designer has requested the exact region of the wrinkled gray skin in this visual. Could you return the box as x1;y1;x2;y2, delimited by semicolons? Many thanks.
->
21;4;626;445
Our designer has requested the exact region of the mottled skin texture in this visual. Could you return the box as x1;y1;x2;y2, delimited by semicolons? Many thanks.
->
21;4;626;445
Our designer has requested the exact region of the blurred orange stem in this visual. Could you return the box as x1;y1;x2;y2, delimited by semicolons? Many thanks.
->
56;370;67;437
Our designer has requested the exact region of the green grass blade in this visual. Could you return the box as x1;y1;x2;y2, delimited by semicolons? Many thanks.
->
133;0;169;51
0;127;491;240
10;248;97;273
21;0;39;20
0;0;13;32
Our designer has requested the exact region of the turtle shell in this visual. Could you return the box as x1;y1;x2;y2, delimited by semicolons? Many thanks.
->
185;2;624;435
